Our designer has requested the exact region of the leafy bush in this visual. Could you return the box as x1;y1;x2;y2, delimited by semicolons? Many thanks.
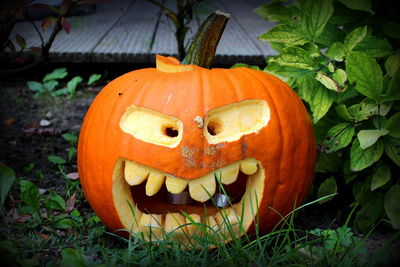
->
256;0;400;232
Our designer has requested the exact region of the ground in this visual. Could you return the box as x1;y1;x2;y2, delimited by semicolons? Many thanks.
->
0;79;399;265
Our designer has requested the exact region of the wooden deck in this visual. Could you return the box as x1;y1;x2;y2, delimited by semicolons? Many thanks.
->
11;0;276;65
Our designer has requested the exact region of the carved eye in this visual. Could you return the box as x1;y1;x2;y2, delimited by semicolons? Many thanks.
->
204;100;270;144
120;105;183;148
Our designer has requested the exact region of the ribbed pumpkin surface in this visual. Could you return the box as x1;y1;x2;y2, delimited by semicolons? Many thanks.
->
78;64;316;234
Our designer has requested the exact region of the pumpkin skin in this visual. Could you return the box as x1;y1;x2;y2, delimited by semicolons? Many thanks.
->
78;55;316;241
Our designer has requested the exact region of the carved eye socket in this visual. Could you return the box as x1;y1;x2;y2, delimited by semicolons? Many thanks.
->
120;105;183;148
204;100;270;144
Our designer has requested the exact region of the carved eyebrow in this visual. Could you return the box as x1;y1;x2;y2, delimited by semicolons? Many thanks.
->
204;100;270;144
120;105;183;148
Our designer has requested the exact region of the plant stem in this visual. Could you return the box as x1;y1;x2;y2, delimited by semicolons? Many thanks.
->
181;10;230;68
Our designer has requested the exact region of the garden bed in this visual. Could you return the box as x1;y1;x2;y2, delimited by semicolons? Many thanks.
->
0;79;399;266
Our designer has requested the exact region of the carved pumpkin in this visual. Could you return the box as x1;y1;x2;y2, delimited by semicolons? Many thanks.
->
77;54;316;242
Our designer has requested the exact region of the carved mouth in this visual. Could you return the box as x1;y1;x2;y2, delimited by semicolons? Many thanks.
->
112;158;265;241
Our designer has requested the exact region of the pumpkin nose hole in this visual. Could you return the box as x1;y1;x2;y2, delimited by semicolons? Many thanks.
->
207;120;222;136
164;126;179;137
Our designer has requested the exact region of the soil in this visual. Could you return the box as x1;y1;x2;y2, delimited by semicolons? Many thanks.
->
0;80;399;264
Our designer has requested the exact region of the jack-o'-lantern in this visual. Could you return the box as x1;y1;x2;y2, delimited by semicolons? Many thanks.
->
77;11;316;244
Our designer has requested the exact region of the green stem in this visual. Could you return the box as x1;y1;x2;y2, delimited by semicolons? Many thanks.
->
181;10;230;68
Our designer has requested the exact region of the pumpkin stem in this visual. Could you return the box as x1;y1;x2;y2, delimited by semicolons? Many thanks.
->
181;10;230;68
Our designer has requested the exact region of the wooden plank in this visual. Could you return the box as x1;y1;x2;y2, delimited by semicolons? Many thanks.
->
211;1;265;65
149;1;198;63
221;0;277;58
92;0;160;63
6;0;274;65
151;0;267;65
11;0;132;62
149;8;179;61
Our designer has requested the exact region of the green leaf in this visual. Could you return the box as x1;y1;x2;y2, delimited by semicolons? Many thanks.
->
316;71;342;92
302;42;321;58
327;63;334;72
335;104;354;122
384;137;400;166
353;180;371;205
384;185;400;229
346;52;383;99
316;23;342;47
344;26;367;53
385;53;400;78
371;164;391;191
259;24;308;45
61;248;87;267
43;80;59;91
45;192;66;211
52;88;70;97
326;42;345;61
296;74;316;103
337;0;373;14
317;177;337;204
350;139;384;171
354;36;393;58
266;64;308;78
297;75;335;123
62;133;78;143
348;99;392;122
0;165;15;207
301;0;333;40
310;85;335;123
357;129;389;149
323;123;355;152
316;153;341;173
373;116;388;129
48;155;66;165
355;196;384;233
27;81;43;92
67;76;83;96
386;70;400;101
68;148;77;162
43;68;68;82
20;180;40;218
87;73;101;86
268;47;316;70
53;216;76;229
231;63;249;69
383;22;400;40
332;69;347;87
313;117;332;143
255;3;298;23
385;112;400;138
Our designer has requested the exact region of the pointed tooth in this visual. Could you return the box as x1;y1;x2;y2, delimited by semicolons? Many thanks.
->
186;214;201;236
146;171;165;196
218;163;239;185
189;173;216;202
129;204;143;233
165;175;188;194
139;213;163;240
165;213;187;243
165;213;186;233
240;158;258;175
124;161;150;185
214;207;241;239
205;215;219;234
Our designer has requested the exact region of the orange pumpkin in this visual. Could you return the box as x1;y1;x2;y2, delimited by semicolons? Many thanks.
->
77;54;316;242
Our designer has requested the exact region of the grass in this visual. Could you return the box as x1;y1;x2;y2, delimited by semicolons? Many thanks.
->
2;167;398;267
